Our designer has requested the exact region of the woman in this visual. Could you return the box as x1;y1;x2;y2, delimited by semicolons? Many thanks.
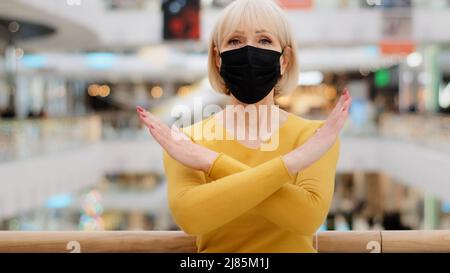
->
136;0;351;253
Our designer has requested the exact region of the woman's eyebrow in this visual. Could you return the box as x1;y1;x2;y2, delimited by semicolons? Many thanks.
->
231;30;245;35
231;29;270;35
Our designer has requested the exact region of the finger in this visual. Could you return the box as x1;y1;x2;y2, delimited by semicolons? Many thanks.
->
137;110;178;151
342;97;352;111
136;105;147;112
146;112;174;139
148;123;172;150
146;114;171;140
143;117;162;141
136;106;147;116
338;94;351;111
331;89;349;115
143;115;182;150
334;93;346;111
343;88;349;96
340;89;350;104
138;111;169;139
330;97;351;128
141;110;190;144
329;95;348;121
136;107;149;119
138;113;152;128
339;109;350;126
141;110;163;129
138;113;154;129
333;105;349;126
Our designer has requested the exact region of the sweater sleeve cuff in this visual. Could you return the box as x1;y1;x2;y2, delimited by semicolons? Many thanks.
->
206;152;246;179
206;152;224;178
278;156;295;181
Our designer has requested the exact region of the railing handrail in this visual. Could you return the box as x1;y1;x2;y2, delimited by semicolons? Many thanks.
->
0;230;449;253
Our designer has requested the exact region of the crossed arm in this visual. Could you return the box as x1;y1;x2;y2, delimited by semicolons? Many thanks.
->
138;89;350;236
163;131;340;236
206;137;340;235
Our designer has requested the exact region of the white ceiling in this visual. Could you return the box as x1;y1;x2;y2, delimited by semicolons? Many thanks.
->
0;0;101;50
6;0;450;51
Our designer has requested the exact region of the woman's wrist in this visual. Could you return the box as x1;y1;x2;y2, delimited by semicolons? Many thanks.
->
282;147;305;175
282;130;337;175
199;149;219;173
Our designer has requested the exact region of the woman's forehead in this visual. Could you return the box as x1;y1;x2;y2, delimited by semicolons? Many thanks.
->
224;23;277;37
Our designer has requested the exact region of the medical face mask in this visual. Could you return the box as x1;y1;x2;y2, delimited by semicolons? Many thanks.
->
219;45;284;104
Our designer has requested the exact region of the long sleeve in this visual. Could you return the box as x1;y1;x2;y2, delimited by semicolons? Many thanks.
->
254;137;339;235
207;123;340;236
163;151;294;235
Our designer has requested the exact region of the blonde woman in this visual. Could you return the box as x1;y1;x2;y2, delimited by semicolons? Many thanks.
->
136;0;351;253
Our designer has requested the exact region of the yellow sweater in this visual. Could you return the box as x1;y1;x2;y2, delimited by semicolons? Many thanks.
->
162;113;340;253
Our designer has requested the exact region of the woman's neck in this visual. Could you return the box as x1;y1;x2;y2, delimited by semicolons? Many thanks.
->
221;90;286;142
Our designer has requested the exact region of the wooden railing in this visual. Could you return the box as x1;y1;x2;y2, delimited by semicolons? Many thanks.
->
0;230;449;253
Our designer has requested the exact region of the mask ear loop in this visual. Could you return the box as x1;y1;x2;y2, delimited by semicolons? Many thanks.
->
275;46;287;95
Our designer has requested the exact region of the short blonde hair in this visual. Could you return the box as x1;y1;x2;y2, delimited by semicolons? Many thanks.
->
207;0;299;97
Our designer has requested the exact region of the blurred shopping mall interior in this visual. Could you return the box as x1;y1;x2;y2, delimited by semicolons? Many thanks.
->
0;0;450;232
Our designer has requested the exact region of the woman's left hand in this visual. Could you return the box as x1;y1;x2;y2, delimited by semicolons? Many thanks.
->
136;106;219;172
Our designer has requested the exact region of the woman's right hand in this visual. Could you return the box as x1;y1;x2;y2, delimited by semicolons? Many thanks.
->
136;106;219;172
282;88;352;175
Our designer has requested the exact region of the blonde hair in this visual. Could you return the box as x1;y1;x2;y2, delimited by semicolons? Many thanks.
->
207;0;299;98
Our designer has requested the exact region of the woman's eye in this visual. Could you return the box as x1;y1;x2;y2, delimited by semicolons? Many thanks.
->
259;38;272;45
228;39;241;46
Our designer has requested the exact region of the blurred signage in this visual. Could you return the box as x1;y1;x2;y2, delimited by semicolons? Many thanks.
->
379;40;415;55
379;0;412;8
378;0;414;55
162;0;200;41
375;68;391;88
277;0;313;9
104;0;147;10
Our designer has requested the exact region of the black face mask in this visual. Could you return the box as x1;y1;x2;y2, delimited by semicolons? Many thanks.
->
219;45;284;104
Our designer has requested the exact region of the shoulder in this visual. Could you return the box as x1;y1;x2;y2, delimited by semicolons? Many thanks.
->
286;114;339;149
289;115;341;162
288;114;324;137
288;114;325;130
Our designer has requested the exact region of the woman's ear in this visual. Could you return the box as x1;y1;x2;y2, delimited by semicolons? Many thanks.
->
214;46;222;69
280;46;291;76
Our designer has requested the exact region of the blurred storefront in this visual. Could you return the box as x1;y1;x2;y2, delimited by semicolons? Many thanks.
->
1;0;450;236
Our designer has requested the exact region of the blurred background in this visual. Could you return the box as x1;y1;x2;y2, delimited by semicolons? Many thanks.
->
0;0;449;232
